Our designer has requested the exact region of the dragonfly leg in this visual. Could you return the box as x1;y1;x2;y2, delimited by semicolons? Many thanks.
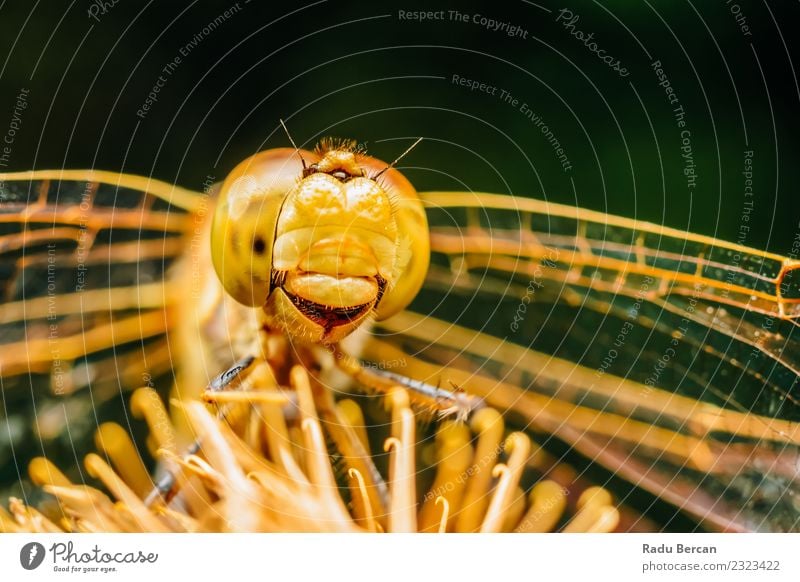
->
331;345;484;422
143;355;257;507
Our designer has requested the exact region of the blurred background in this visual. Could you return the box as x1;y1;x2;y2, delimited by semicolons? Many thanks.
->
1;0;799;531
0;0;797;250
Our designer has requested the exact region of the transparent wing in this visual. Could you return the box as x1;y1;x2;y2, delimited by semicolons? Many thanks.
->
369;191;800;532
0;171;204;496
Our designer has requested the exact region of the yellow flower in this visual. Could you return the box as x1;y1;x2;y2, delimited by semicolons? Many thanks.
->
2;364;619;533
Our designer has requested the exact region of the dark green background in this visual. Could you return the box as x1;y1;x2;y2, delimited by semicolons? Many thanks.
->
0;0;798;252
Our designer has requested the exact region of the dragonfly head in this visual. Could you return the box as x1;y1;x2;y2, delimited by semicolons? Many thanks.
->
210;140;429;344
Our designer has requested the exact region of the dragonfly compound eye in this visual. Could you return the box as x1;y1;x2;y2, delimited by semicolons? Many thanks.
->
210;148;300;308
210;144;430;343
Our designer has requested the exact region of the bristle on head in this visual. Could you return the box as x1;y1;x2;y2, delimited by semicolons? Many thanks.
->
315;137;365;155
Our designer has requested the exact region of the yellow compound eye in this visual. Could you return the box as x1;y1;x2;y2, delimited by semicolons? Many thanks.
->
210;148;306;306
357;157;430;322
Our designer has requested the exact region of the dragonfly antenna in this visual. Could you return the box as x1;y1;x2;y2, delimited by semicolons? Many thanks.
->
280;119;307;170
373;137;423;180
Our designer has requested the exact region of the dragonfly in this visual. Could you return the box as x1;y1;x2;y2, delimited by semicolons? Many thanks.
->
0;134;798;532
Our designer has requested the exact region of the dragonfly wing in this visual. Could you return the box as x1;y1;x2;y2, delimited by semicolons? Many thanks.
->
0;171;205;497
370;191;800;532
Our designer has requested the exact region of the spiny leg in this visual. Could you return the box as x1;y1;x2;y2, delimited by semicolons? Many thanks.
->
143;355;258;507
331;344;485;422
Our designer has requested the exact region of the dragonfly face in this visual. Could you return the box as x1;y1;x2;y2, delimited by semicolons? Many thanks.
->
210;141;430;343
